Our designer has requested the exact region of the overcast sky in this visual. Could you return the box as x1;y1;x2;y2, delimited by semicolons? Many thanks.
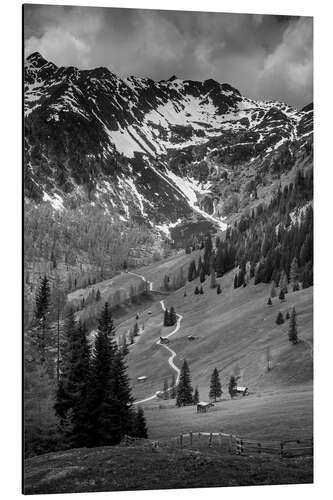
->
24;5;313;108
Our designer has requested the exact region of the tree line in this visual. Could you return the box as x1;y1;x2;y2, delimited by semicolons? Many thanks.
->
24;278;148;458
185;169;313;293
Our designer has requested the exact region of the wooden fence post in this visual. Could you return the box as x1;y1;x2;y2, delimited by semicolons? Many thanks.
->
190;431;193;446
209;433;213;448
236;437;244;455
257;442;262;454
280;441;284;458
179;434;183;449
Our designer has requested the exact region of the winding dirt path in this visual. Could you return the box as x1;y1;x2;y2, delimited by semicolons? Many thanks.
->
126;272;183;405
126;271;153;291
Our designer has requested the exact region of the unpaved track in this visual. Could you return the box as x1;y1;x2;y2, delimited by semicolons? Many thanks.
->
127;271;183;405
126;271;153;291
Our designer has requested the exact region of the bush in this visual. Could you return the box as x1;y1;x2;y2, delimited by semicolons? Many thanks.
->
276;311;284;325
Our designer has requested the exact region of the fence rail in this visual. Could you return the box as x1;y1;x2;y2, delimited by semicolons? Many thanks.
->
121;432;313;458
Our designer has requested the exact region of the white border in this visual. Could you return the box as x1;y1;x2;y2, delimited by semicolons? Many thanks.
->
1;1;332;499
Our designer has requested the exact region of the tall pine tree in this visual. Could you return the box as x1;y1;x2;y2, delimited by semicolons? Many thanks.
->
228;375;238;399
169;307;177;326
209;368;222;402
67;321;91;448
55;307;77;422
290;257;299;290
34;275;51;364
288;307;298;344
176;359;193;407
86;302;133;447
133;407;148;438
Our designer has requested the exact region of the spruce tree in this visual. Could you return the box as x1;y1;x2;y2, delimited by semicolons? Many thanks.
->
276;311;284;325
133;407;148;438
203;235;213;274
108;349;134;440
176;359;193;407
163;379;169;399
193;386;199;405
279;289;285;301
290;257;299;289
194;286;200;295
200;268;206;283
267;297;272;306
35;275;51;324
164;308;170;326
24;339;59;457
133;322;139;336
197;255;204;277
96;289;101;301
209;368;222;402
288;307;298;344
68;321;91;448
169;307;177;326
55;307;77;421
279;269;289;294
286;311;290;320
228;375;238;399
188;260;196;282
199;285;204;294
217;283;222;294
34;275;51;363
87;302;133;446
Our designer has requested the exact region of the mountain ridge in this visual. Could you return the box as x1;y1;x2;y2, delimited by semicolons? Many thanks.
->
24;52;313;233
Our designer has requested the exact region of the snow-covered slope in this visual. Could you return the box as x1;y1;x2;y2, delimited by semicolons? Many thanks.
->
24;52;313;233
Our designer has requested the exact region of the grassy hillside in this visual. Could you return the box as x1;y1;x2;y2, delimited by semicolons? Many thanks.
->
24;443;312;494
24;250;313;494
115;258;312;443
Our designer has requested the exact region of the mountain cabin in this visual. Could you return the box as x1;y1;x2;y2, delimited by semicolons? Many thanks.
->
236;386;249;396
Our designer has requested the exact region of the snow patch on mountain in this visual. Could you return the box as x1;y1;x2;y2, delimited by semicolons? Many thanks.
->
165;169;227;231
42;192;64;211
156;218;183;238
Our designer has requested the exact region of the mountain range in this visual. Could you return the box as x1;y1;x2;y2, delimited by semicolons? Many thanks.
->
24;52;313;236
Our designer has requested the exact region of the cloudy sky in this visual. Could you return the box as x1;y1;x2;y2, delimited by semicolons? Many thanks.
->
24;4;313;108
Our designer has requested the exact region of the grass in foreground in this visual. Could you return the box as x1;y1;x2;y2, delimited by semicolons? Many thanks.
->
24;443;313;495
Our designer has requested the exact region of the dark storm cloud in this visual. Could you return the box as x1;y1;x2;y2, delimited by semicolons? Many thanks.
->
24;5;313;108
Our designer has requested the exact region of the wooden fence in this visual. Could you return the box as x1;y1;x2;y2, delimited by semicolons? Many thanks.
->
169;432;313;458
121;432;313;458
